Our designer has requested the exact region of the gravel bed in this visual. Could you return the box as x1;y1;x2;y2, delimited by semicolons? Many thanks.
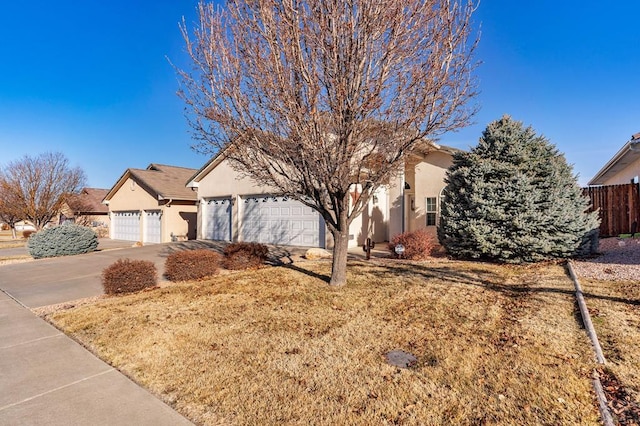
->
572;237;640;281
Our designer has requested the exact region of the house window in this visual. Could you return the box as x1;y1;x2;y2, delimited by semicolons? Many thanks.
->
426;197;437;226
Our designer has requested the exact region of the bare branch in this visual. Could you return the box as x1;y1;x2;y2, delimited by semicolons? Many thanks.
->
0;152;87;230
177;0;479;284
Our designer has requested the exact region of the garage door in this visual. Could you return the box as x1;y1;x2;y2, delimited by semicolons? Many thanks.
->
204;198;232;241
144;211;162;243
241;195;322;247
112;211;141;241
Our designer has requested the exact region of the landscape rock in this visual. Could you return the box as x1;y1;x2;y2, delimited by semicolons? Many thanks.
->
305;248;332;260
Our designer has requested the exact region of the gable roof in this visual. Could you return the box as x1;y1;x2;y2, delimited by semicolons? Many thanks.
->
67;188;109;214
588;132;640;186
186;139;461;188
104;164;198;202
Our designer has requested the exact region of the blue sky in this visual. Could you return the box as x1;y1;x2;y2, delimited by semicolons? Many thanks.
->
1;1;639;188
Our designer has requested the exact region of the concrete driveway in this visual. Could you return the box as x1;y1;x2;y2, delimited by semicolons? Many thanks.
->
0;239;224;425
0;239;221;308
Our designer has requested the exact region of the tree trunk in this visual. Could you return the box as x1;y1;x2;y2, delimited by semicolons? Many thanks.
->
10;226;16;239
330;230;349;286
329;201;350;286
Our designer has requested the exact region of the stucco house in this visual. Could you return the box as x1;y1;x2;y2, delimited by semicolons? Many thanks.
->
58;188;110;234
588;132;640;186
103;164;198;243
187;142;458;249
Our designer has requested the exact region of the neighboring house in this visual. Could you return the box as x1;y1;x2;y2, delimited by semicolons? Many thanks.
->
14;220;36;232
186;142;458;249
58;188;110;234
103;164;198;243
588;132;640;186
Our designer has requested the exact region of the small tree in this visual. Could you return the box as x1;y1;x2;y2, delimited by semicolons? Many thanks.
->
438;115;599;263
0;153;86;230
178;0;479;285
0;190;21;239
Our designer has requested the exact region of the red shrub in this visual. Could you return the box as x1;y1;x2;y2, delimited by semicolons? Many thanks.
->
22;230;35;239
388;229;437;260
164;249;221;282
223;242;269;270
102;259;157;295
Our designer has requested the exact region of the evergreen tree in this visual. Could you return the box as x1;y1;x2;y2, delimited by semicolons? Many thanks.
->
438;115;599;263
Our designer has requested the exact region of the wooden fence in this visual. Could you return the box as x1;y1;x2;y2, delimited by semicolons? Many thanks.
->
583;183;640;237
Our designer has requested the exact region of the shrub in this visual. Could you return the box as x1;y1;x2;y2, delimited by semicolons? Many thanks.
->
27;224;98;259
389;229;436;260
2;223;10;231
438;115;599;263
102;259;157;295
223;242;269;270
164;249;222;282
22;230;35;239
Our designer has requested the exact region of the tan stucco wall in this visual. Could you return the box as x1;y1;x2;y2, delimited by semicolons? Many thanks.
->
107;177;196;243
388;173;404;241
387;151;453;241
197;161;274;197
601;156;640;185
108;178;160;211
408;151;452;238
351;186;388;245
160;201;197;242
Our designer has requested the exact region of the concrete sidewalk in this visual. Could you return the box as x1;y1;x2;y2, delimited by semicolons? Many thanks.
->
0;290;193;425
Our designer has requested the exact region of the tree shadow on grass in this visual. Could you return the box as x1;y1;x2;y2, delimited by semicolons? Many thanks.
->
344;259;640;308
282;262;331;284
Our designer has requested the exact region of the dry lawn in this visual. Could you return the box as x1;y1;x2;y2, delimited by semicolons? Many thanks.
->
46;259;601;425
580;277;640;404
0;235;25;249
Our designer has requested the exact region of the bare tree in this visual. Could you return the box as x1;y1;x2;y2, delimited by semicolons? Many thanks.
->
0;189;21;239
178;0;479;285
0;152;87;230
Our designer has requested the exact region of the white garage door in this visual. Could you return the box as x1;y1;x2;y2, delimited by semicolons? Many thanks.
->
204;198;232;241
112;211;141;242
144;211;162;244
241;195;322;247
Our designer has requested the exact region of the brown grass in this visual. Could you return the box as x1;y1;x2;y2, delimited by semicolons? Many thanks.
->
0;241;26;249
580;278;640;404
46;259;600;425
0;255;31;265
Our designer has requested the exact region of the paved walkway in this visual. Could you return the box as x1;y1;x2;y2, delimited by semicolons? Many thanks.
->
0;241;194;425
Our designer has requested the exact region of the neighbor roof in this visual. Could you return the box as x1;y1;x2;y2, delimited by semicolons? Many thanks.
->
588;132;640;186
104;164;198;202
67;188;109;214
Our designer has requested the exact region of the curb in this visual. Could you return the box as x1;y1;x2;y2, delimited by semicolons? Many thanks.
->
567;260;613;426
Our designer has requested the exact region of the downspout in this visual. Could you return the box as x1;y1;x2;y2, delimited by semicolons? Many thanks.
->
401;183;405;234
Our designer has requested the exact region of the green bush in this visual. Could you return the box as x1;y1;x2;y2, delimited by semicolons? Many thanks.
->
438;115;600;263
102;259;157;295
223;242;269;270
164;249;221;282
27;224;98;259
388;229;436;260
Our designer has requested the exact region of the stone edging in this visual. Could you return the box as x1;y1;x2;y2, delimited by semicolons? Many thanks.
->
567;260;614;426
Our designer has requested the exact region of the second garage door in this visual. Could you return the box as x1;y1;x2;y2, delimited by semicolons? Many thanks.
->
144;211;162;243
241;195;322;247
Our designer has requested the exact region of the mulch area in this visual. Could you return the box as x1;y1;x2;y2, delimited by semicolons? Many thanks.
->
598;368;640;425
